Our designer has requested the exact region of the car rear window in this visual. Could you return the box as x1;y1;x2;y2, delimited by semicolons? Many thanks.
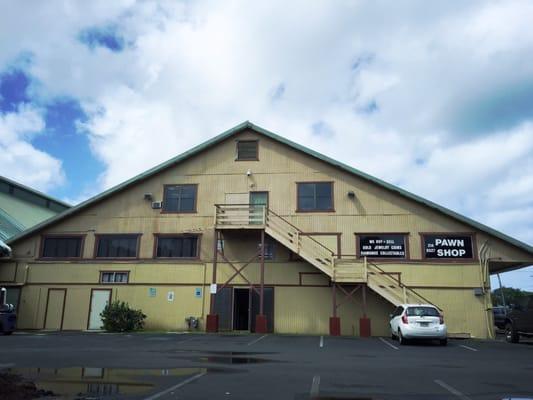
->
406;306;439;317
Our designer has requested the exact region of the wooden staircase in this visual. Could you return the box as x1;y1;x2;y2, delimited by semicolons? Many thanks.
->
214;204;438;308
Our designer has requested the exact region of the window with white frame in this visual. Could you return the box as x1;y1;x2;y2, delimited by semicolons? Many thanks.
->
100;271;129;284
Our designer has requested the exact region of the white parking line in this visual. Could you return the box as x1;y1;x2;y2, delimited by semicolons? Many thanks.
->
459;344;478;352
319;336;324;348
310;375;321;397
143;371;206;400
247;334;268;346
434;379;472;400
379;337;399;350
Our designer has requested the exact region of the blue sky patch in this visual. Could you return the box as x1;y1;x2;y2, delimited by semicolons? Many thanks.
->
79;25;127;52
270;83;286;102
311;121;335;138
0;68;31;113
31;98;105;201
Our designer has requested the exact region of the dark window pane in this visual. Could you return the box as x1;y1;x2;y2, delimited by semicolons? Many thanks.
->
156;236;199;258
298;183;314;197
237;141;258;160
315;195;332;210
42;237;82;258
163;185;197;212
97;236;138;258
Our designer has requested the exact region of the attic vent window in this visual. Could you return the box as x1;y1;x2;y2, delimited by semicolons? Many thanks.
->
236;140;258;161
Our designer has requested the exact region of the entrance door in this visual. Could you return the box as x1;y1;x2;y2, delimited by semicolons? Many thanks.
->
88;289;111;330
44;289;66;330
233;288;250;330
214;287;233;331
249;192;268;225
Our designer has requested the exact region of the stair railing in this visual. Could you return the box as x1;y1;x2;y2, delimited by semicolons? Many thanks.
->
366;259;441;310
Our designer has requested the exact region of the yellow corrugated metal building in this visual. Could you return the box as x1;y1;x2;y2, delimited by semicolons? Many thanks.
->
1;122;532;338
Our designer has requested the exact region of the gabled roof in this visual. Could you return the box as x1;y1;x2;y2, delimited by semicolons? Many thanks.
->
6;121;533;256
1;175;71;210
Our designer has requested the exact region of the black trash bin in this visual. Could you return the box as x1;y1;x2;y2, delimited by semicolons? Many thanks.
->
0;304;16;335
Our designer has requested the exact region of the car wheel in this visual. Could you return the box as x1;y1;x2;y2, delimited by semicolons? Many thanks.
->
391;330;397;340
439;338;447;346
505;323;519;343
398;329;408;345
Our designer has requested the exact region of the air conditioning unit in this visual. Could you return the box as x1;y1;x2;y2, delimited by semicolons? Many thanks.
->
151;201;162;209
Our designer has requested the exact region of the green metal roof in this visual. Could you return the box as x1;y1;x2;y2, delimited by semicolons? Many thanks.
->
6;121;533;256
0;175;71;210
0;208;25;242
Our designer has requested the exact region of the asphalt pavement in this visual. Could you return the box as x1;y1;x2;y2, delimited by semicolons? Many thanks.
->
1;331;532;399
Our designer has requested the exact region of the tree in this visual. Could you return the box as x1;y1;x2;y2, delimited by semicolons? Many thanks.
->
492;287;532;307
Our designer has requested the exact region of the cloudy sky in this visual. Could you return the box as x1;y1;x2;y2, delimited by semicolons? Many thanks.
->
0;1;532;289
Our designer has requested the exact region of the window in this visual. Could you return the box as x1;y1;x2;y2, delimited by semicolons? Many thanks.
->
163;184;197;213
41;236;83;258
100;271;129;284
236;140;258;160
297;182;333;211
258;241;275;260
155;235;199;258
96;235;139;258
406;306;440;317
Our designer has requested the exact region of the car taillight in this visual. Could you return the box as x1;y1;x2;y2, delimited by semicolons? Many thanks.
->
439;314;444;325
402;314;408;324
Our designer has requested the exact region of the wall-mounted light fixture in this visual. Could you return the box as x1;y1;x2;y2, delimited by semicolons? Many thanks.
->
347;191;356;199
144;193;153;201
246;169;252;176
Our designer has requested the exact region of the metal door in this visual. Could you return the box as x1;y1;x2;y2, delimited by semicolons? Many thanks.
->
214;287;233;331
88;289;111;330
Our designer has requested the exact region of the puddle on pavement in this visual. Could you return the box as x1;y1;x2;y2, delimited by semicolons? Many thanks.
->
197;355;277;364
3;367;208;399
164;350;281;364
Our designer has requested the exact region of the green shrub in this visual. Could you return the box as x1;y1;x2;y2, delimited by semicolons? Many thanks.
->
100;300;146;332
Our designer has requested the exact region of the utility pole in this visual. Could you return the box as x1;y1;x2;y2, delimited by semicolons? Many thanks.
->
496;273;506;309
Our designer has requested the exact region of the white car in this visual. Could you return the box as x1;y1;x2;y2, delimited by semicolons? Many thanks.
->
389;304;447;346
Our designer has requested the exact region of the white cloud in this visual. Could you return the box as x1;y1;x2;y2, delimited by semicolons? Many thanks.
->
1;0;533;286
0;106;65;191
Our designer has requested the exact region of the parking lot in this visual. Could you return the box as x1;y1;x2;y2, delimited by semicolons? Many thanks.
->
1;332;532;400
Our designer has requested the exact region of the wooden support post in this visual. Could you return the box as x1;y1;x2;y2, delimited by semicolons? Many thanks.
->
255;229;268;333
332;283;337;317
360;284;371;337
206;229;219;332
329;283;340;336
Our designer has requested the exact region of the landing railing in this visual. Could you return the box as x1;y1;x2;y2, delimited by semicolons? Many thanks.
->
214;204;266;228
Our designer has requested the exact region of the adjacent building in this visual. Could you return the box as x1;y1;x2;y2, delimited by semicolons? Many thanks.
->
1;122;532;336
0;175;70;306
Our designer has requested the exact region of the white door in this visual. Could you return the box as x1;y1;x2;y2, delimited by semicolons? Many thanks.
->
88;290;111;330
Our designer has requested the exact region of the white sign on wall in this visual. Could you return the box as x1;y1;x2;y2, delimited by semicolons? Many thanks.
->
167;291;175;302
210;284;217;294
